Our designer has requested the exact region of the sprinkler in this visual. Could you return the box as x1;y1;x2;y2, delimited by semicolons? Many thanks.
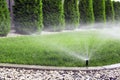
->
85;59;89;67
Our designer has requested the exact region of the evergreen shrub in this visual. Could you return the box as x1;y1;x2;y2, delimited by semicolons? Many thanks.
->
13;0;43;34
93;0;106;23
79;0;94;24
43;0;65;31
64;0;80;29
0;0;10;36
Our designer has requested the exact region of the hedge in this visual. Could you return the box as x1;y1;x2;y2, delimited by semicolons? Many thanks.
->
93;0;106;23
105;0;115;22
43;0;65;31
113;1;120;21
13;0;43;34
64;0;80;29
0;0;10;36
79;0;94;24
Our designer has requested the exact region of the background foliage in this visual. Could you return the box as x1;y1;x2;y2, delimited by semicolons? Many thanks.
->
105;0;115;22
0;0;10;36
79;0;94;24
64;0;80;29
1;0;120;35
113;1;120;22
93;0;106;23
43;0;65;31
13;0;43;34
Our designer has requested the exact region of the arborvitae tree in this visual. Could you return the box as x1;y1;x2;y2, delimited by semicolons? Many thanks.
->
93;0;106;23
105;0;115;22
79;0;94;24
13;0;43;34
0;0;10;36
113;1;120;21
64;0;80;29
43;0;65;31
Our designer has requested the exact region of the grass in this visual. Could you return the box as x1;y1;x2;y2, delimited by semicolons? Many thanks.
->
0;31;120;67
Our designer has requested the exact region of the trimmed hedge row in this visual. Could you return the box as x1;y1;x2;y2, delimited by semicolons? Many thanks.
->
1;0;120;36
0;0;10;36
93;0;106;23
13;0;43;34
105;0;115;22
64;0;80;29
43;0;65;31
79;0;94;24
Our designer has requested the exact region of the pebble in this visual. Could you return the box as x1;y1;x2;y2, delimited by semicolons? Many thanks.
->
0;67;120;80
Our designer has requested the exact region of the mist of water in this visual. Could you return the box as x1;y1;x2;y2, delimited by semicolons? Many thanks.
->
48;43;90;61
36;32;106;61
31;22;120;62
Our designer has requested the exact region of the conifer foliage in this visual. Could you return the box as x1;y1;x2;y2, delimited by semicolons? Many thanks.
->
43;0;65;31
0;0;10;36
79;0;94;24
93;0;106;23
13;0;43;34
113;1;120;21
64;0;80;29
105;0;115;22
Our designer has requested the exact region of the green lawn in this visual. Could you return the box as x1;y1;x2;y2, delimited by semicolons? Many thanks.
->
0;31;120;67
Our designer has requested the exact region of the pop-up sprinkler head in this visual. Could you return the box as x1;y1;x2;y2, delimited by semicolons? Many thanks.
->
86;59;89;67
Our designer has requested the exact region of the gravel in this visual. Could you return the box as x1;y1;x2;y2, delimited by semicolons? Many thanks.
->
0;67;120;80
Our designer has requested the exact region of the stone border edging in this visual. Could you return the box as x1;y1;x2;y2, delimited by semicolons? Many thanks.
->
0;63;120;71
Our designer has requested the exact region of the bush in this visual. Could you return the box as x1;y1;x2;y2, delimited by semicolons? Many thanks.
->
113;1;120;22
79;0;94;24
43;0;65;31
0;0;10;36
105;0;115;22
13;0;43;34
93;0;106;23
64;0;80;29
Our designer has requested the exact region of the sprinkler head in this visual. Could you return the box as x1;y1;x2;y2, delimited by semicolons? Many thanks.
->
85;59;89;67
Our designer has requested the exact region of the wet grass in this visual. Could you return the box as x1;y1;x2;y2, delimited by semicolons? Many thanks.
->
0;31;120;67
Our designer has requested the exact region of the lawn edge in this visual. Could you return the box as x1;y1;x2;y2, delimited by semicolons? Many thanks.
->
0;63;120;71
